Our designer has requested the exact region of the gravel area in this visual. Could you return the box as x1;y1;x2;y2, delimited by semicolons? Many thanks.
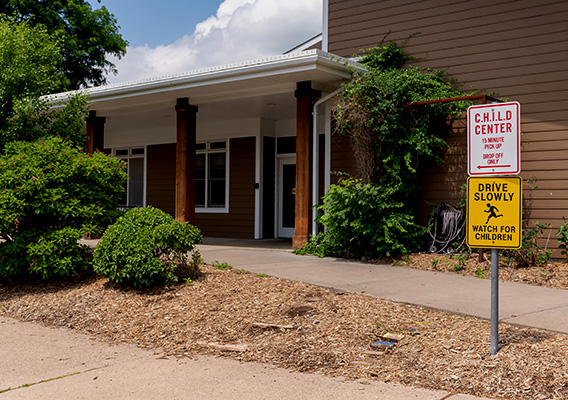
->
2;259;568;400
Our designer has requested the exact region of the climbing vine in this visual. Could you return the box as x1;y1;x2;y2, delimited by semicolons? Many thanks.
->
337;41;471;189
302;39;474;259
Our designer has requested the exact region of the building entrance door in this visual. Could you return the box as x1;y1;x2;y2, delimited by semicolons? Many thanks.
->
277;156;295;238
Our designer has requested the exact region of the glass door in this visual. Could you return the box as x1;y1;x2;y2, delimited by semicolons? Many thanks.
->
278;157;296;238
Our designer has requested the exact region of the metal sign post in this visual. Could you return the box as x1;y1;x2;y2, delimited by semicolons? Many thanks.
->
467;176;521;355
490;248;499;355
467;102;521;356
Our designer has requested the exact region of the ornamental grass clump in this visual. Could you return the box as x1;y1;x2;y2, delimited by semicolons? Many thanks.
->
93;207;202;289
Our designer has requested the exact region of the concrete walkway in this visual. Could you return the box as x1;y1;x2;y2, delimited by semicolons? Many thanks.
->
198;238;568;334
7;237;566;399
0;314;492;400
2;316;464;400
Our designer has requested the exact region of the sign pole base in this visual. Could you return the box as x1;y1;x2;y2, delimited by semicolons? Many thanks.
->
491;248;499;355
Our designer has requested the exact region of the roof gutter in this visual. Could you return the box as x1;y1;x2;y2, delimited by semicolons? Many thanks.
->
47;50;357;106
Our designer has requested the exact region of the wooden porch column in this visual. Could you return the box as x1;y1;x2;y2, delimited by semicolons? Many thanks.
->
293;81;320;249
175;98;198;224
86;111;105;154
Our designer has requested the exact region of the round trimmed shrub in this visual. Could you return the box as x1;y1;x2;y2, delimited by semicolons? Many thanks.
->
93;206;202;288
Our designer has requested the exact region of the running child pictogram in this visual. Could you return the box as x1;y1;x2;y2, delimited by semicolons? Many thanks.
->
484;203;503;224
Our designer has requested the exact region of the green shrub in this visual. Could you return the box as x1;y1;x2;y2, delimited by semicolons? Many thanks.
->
0;137;126;279
93;206;202;288
450;253;468;272
300;178;424;259
212;260;232;270
337;41;471;187
502;222;552;268
555;217;568;261
292;231;343;258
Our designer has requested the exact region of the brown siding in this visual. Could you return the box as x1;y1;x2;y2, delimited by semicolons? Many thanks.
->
318;133;325;198
195;137;256;238
331;133;358;182
146;139;256;239
329;0;568;254
146;144;176;216
418;118;468;225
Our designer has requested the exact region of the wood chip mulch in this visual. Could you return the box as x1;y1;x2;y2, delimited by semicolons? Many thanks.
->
2;262;568;400
399;252;568;290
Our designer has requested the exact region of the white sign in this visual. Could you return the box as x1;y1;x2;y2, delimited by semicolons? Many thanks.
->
467;102;520;176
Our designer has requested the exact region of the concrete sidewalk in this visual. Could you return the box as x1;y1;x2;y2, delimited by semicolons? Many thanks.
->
0;316;487;400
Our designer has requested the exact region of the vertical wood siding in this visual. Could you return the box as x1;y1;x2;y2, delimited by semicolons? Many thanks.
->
146;138;256;238
195;137;256;238
329;0;568;253
147;144;176;216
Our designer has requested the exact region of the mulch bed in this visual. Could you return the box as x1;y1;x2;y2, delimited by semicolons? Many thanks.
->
400;252;568;290
2;261;568;399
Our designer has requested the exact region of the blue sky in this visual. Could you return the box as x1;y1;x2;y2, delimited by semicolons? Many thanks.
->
86;1;223;47
86;0;322;84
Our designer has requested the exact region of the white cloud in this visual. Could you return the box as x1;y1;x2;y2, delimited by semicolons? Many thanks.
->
107;0;322;84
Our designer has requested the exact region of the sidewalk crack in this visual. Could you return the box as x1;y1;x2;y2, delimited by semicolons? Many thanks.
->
0;366;103;395
501;303;568;321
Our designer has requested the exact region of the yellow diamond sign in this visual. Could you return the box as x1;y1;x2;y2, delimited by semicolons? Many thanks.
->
467;176;522;249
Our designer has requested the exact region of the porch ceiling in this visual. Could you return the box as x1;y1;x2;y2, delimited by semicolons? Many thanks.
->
105;91;298;138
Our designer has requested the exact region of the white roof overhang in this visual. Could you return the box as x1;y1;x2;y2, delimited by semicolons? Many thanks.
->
50;50;361;117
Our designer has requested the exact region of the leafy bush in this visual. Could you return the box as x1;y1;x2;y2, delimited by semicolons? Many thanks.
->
300;178;424;259
449;253;468;271
299;40;472;260
555;217;568;261
0;137;127;279
212;260;232;270
501;222;552;268
337;41;471;188
292;230;343;258
93;207;202;288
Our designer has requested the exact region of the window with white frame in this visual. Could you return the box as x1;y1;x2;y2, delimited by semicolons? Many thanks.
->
115;147;145;208
196;141;228;210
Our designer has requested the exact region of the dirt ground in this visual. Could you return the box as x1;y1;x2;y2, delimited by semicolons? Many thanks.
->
2;255;568;400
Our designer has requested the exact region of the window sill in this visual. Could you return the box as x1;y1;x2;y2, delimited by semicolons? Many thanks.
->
196;208;229;214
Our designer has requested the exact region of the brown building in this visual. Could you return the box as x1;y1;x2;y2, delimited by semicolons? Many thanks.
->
325;0;568;253
62;0;568;253
69;51;359;249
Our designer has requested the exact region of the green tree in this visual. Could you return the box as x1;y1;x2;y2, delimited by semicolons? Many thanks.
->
0;137;127;279
0;0;127;91
0;16;87;153
0;19;126;280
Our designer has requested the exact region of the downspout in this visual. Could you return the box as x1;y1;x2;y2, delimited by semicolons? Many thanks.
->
322;0;329;52
311;80;353;237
